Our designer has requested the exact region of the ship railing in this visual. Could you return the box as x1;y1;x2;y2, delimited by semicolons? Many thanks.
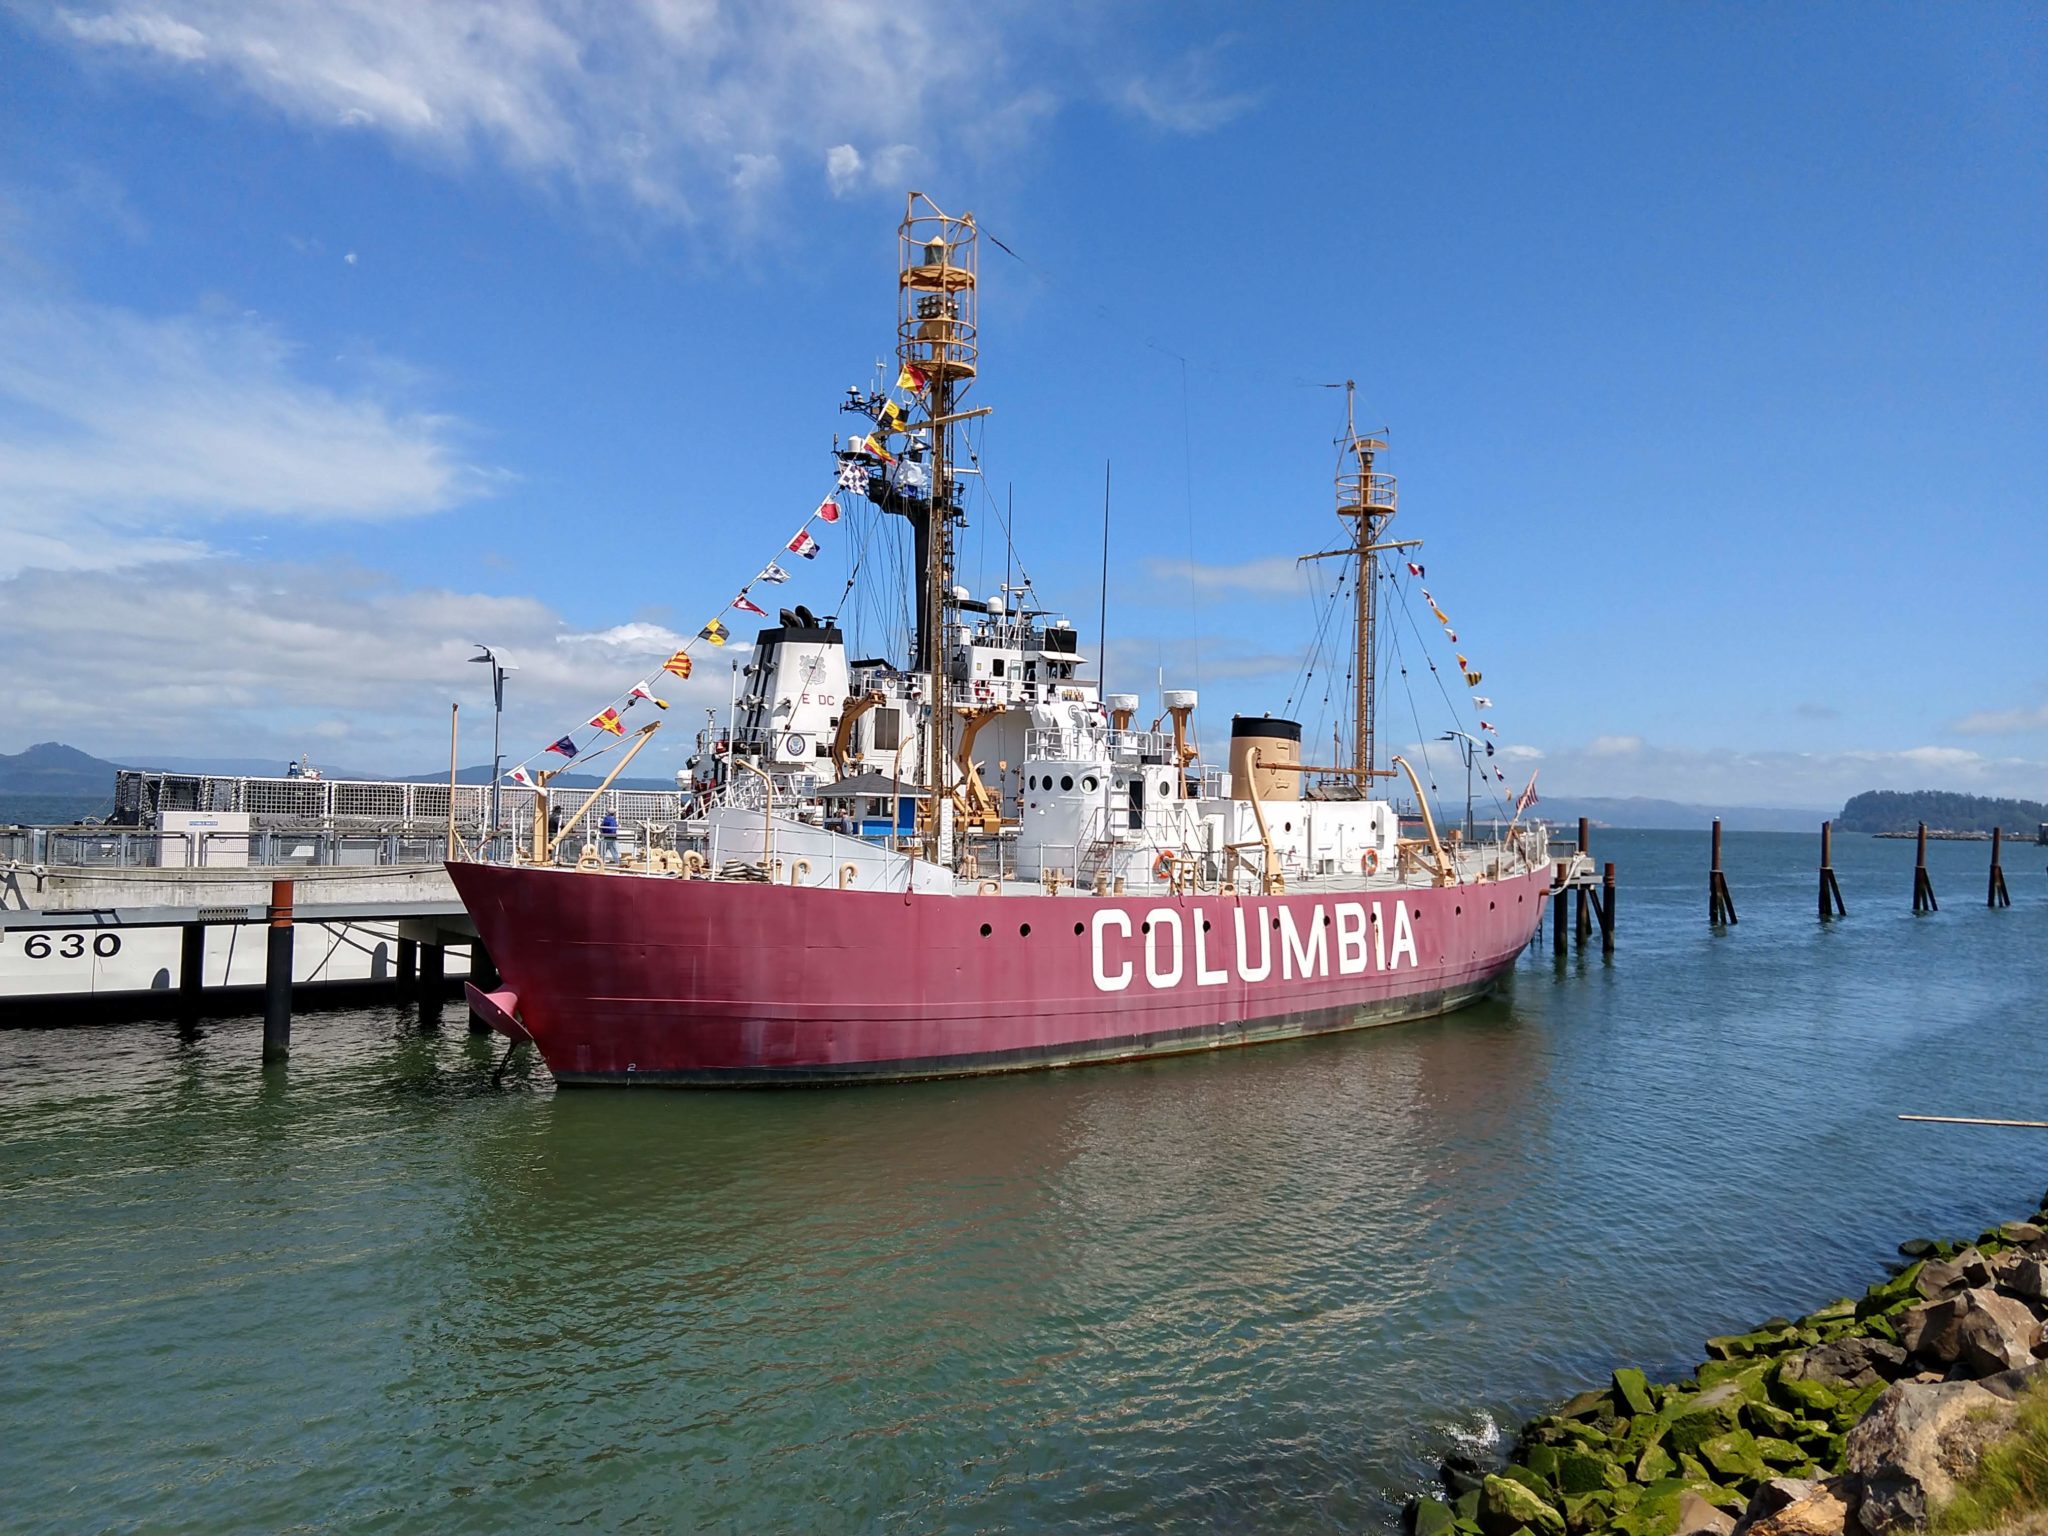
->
9;825;463;870
1025;726;1147;762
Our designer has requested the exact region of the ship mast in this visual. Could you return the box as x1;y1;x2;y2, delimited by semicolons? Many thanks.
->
1304;382;1410;784
898;194;979;860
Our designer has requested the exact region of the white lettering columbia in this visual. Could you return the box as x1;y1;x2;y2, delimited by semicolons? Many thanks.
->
1089;900;1419;994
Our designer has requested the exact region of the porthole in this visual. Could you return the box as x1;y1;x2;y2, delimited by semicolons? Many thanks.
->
1061;775;1074;792
1020;923;1031;937
1455;906;1462;915
1323;914;1332;926
1271;917;1281;929
1082;776;1099;792
979;923;992;937
1141;921;1151;934
1074;922;1084;935
1202;919;1212;932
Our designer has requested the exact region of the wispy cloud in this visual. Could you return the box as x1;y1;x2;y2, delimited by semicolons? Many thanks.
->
1143;554;1308;596
1951;702;2048;735
50;1;1051;220
0;294;486;574
1118;42;1259;135
0;557;736;768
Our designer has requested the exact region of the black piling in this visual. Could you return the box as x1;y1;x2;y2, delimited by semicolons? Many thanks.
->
397;937;418;997
1912;822;1939;913
1989;826;2012;909
179;922;205;1006
1574;818;1593;947
468;941;497;1034
1600;861;1617;954
1709;818;1738;925
418;943;446;1027
262;878;293;1061
1552;872;1568;958
1819;820;1846;919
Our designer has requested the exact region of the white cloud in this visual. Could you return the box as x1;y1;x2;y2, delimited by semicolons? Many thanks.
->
50;1;1040;220
1119;42;1258;135
824;143;863;196
1584;734;1643;757
1951;702;2048;735
1144;554;1308;596
0;557;737;770
0;294;485;574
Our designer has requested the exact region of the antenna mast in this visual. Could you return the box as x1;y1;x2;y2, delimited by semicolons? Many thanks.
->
898;193;978;860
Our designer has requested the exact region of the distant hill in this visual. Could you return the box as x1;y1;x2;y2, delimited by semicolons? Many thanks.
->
1837;790;2048;836
0;742;123;797
1533;796;1829;833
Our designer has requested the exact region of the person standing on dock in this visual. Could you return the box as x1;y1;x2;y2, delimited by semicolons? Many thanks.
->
599;810;620;864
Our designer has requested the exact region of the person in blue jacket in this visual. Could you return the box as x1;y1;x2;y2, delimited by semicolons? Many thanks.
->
598;809;620;864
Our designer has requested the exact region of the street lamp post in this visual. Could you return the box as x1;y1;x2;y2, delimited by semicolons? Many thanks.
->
470;645;514;853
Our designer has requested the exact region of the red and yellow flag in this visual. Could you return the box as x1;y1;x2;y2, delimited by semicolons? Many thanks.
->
662;650;693;679
589;707;625;735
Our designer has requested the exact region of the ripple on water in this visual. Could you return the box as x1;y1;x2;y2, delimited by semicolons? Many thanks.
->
0;830;2043;1532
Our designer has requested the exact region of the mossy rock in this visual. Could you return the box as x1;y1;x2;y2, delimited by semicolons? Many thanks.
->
1556;1388;1612;1422
1501;1463;1552;1501
1693;1362;1771;1401
1770;1372;1839;1417
1634;1443;1676;1483
1617;1412;1663;1451
1755;1434;1806;1469
1612;1476;1690;1536
1410;1495;1458;1536
1555;1449;1618;1497
1836;1380;1887;1423
1555;1421;1611;1451
1561;1490;1613;1535
1613;1367;1655;1417
1478;1473;1565;1536
1743;1398;1799;1438
1523;1444;1560;1482
1856;1261;1925;1317
1454;1489;1482;1523
1697;1428;1766;1485
1803;1297;1858;1325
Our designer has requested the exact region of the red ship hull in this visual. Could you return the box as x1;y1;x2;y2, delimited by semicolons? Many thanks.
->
448;862;1553;1085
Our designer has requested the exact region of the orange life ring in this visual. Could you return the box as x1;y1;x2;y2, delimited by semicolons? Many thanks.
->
1362;848;1380;875
1152;850;1175;881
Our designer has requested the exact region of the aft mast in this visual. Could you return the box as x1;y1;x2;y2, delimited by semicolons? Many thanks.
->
898;194;979;861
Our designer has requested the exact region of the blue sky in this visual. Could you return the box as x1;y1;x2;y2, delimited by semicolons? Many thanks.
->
1;1;2042;807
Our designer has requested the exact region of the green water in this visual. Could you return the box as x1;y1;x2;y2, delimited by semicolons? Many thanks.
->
3;830;2045;1532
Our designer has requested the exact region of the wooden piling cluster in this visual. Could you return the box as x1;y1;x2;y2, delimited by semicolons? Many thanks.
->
1912;822;1939;913
1818;820;1846;919
1708;818;1738;925
1708;818;2021;928
1551;820;1615;956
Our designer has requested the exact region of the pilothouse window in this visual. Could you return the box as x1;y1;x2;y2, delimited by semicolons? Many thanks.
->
873;709;901;751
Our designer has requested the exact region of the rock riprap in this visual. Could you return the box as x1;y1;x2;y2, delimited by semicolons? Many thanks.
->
1406;1200;2048;1536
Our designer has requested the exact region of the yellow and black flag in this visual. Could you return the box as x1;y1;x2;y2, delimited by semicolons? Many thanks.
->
698;619;729;647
